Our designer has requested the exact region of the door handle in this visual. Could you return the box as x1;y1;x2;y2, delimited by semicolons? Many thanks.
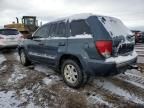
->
58;42;65;46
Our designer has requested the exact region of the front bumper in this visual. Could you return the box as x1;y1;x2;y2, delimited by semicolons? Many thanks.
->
85;51;137;76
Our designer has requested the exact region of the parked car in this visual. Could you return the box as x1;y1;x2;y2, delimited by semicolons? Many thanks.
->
0;28;23;49
18;13;137;88
132;30;144;43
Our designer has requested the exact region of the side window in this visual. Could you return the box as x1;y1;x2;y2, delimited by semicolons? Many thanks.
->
49;23;57;37
70;20;91;36
57;22;66;37
46;24;51;36
34;25;48;38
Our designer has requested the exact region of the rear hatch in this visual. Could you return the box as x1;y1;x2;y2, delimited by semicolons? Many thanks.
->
97;16;135;56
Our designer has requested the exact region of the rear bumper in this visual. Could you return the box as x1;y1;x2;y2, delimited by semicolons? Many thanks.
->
85;51;137;76
0;43;18;49
0;41;19;49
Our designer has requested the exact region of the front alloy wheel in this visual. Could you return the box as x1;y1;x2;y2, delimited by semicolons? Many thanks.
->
20;49;31;66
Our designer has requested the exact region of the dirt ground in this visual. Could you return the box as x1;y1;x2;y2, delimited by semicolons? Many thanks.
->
0;45;144;108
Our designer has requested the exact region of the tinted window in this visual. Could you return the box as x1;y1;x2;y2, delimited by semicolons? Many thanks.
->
70;20;91;36
46;24;51;35
34;25;48;38
57;22;66;37
0;29;19;35
49;23;57;37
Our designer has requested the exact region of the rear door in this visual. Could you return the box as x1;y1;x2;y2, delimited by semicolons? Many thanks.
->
42;21;68;66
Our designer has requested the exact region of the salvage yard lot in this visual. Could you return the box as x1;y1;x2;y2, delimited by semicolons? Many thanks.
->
0;43;144;108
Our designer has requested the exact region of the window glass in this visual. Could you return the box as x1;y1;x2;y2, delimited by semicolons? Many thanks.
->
34;25;48;38
57;22;66;37
49;23;57;37
70;20;91;36
47;24;50;35
24;18;35;25
0;29;19;35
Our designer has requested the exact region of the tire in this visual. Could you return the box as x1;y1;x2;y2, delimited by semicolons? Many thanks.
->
19;49;31;66
61;59;88;88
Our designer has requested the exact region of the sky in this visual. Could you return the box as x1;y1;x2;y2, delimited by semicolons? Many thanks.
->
0;0;144;30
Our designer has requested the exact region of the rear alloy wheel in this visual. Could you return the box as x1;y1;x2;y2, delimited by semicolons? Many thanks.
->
61;59;88;88
20;49;31;66
64;64;78;84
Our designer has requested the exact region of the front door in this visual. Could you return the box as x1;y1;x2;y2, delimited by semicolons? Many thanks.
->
27;25;49;62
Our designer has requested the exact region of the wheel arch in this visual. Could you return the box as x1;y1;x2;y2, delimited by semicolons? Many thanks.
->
58;54;85;71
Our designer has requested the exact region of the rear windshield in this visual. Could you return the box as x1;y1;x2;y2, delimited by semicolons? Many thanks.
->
70;20;91;36
0;29;19;35
97;16;132;37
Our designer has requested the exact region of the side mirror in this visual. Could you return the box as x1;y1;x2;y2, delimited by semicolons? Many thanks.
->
25;34;33;39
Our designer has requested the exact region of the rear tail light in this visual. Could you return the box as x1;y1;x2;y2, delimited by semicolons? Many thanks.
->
95;40;112;58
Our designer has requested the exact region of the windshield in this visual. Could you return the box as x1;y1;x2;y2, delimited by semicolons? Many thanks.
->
24;18;35;25
97;16;132;37
0;29;19;35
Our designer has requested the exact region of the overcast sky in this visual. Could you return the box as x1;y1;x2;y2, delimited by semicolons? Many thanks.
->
0;0;144;28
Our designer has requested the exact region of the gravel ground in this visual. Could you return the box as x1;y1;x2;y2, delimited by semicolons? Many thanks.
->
0;44;144;108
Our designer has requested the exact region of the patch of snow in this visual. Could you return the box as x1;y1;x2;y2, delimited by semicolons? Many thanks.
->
125;71;144;79
33;34;92;40
42;77;56;85
105;50;137;64
0;65;7;71
50;13;92;23
68;34;92;39
19;88;33;103
135;49;144;52
14;52;20;61
0;53;6;64
8;65;27;83
34;64;55;75
49;75;62;81
94;79;144;104
87;94;112;107
21;88;33;95
126;69;143;77
69;13;92;22
0;91;21;108
137;56;144;63
118;76;144;90
116;71;144;90
98;16;132;38
26;102;39;108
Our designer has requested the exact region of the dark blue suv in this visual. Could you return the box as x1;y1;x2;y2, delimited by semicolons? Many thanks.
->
18;13;137;88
